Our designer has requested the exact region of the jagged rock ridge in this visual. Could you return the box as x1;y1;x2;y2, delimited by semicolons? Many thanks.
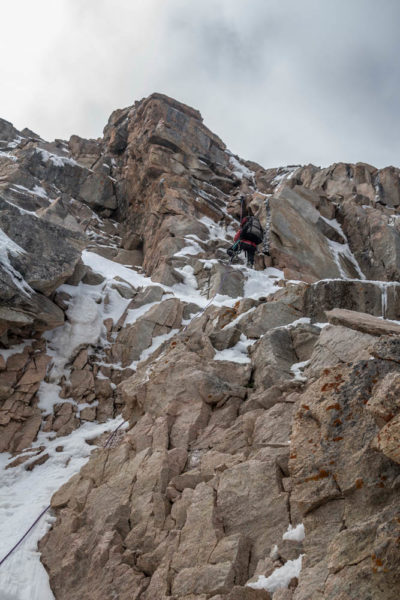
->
0;93;399;600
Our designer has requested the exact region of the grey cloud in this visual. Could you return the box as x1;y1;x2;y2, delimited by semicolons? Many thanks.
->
4;0;400;168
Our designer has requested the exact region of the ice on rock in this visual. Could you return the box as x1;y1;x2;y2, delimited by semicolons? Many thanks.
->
0;230;32;296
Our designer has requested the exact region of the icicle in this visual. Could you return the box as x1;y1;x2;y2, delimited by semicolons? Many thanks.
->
263;196;271;254
381;282;388;318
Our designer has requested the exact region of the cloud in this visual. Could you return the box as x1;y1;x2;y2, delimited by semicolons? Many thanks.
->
1;0;400;168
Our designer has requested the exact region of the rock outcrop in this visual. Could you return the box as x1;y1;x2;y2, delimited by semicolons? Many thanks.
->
1;93;400;600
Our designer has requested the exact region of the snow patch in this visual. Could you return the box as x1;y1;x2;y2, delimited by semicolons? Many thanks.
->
282;523;305;542
0;417;127;600
290;360;310;382
247;555;304;593
243;266;284;299
227;153;254;180
128;329;179;370
0;341;33;363
37;381;70;416
0;150;18;162
199;215;236;242
11;184;49;200
44;287;104;377
213;334;255;364
37;149;79;168
174;239;203;257
82;250;155;291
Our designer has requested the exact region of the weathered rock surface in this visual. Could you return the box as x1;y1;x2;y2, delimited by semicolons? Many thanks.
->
289;337;400;600
270;186;358;282
2;94;400;600
326;307;400;336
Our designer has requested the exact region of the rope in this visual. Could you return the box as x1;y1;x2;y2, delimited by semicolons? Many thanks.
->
104;419;126;448
0;505;51;568
0;418;127;569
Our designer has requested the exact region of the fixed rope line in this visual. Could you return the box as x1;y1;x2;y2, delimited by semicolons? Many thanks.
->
0;505;51;568
0;417;127;569
104;419;126;448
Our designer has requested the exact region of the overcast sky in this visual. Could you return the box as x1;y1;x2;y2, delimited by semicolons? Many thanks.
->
1;0;400;168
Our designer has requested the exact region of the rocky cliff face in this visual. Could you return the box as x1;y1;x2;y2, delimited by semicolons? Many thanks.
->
1;93;400;600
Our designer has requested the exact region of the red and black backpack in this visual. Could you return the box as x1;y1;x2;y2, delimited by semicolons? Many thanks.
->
241;216;263;244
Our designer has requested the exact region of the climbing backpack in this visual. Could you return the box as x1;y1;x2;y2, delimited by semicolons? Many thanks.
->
241;216;263;244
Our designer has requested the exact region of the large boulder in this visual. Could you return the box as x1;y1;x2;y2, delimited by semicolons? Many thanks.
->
0;196;86;337
270;186;359;282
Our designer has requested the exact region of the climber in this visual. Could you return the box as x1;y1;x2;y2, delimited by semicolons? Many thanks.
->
227;215;264;267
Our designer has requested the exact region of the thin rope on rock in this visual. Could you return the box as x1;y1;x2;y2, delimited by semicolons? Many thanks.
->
0;418;128;568
0;504;51;568
104;419;126;448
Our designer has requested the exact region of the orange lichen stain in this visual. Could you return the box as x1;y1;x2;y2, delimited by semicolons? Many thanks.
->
321;379;343;393
329;460;336;465
170;341;177;347
326;403;342;411
363;399;369;405
371;555;383;567
302;404;310;410
333;418;342;427
380;475;387;481
221;306;238;325
323;368;331;376
332;436;343;442
290;453;297;459
304;469;330;483
308;439;313;443
207;394;212;399
355;478;364;489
